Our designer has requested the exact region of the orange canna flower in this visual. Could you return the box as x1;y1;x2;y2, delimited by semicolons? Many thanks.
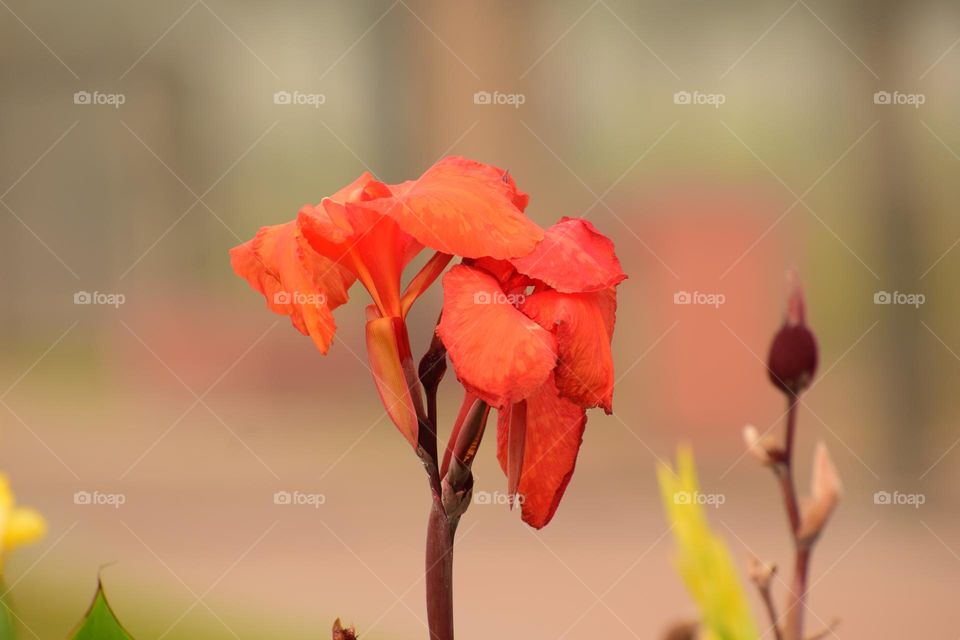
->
436;217;626;527
230;157;541;449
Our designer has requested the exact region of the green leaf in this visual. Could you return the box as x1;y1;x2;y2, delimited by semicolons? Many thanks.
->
70;581;134;640
0;592;16;640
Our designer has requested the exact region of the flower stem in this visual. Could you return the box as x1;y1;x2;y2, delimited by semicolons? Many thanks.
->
779;396;811;640
425;497;455;640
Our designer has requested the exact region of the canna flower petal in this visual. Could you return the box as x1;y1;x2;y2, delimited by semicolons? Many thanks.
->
521;288;617;412
496;401;527;502
365;313;420;449
437;265;557;408
510;217;626;293
230;221;355;354
372;156;543;260
299;197;421;318
497;377;586;529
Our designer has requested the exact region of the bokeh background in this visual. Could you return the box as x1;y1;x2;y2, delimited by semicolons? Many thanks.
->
1;1;959;637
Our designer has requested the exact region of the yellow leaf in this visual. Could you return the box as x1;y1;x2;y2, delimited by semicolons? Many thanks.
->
657;448;759;640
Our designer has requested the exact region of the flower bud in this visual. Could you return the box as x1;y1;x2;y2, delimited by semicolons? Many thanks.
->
747;556;776;590
743;425;782;465
767;271;818;395
332;619;357;640
662;621;700;640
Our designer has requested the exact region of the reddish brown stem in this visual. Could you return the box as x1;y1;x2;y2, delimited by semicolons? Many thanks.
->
425;497;455;640
778;396;812;640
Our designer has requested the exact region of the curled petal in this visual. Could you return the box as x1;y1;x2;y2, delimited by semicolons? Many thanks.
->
374;156;543;259
521;288;617;412
327;171;391;204
437;265;557;408
230;221;355;354
507;377;587;529
511;217;626;293
365;315;420;449
299;198;421;318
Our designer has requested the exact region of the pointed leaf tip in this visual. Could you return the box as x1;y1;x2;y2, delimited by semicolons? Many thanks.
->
70;581;134;640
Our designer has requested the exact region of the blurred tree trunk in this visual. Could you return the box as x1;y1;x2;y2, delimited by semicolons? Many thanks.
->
861;0;929;477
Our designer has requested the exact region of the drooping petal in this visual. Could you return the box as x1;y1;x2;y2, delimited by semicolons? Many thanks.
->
511;217;626;293
230;221;355;354
496;401;527;504
504;377;587;529
436;265;557;408
521;288;617;412
372;156;543;259
365;314;420;449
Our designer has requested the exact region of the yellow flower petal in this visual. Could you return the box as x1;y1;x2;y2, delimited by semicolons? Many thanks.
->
0;475;13;512
3;507;46;551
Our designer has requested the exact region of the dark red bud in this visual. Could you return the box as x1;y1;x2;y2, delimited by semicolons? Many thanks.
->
332;619;358;640
767;271;818;395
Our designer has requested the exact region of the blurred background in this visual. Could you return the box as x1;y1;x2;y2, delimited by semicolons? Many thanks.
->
1;0;958;637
